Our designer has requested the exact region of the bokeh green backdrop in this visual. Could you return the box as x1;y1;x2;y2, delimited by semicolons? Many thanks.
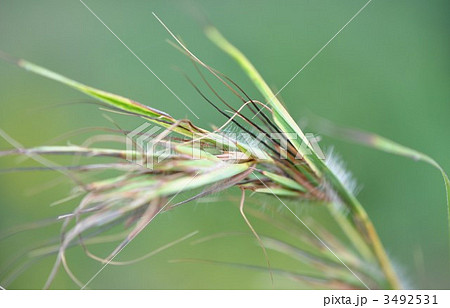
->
0;0;449;289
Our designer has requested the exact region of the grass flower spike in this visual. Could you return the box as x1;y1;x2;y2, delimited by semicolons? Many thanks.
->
0;18;448;290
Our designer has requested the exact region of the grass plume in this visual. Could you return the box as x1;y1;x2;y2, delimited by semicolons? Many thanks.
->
1;20;448;290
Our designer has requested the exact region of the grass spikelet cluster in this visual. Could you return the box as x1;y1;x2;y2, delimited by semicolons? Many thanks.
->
0;21;448;290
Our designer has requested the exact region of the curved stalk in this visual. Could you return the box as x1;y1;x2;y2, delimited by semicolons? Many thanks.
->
348;196;402;289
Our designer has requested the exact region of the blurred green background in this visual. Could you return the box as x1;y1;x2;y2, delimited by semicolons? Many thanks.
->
0;0;449;289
